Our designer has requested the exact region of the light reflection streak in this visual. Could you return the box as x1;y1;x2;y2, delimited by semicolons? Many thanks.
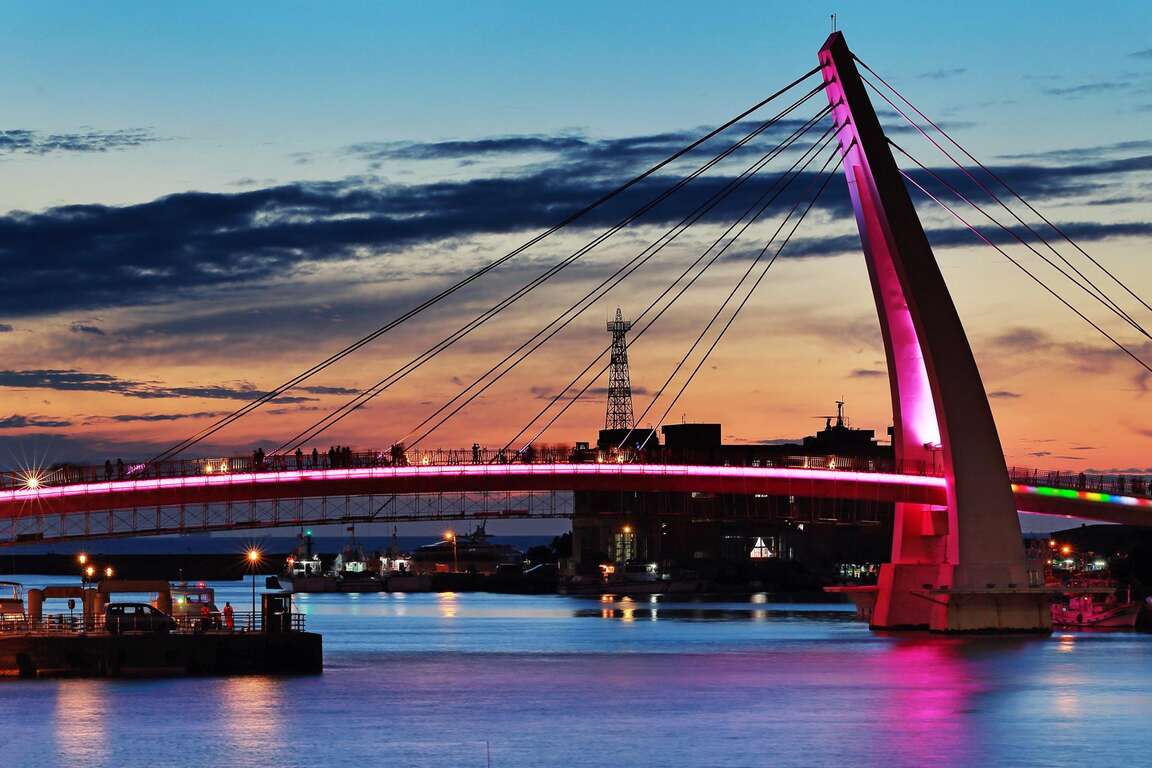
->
54;680;107;763
218;676;283;756
438;592;458;619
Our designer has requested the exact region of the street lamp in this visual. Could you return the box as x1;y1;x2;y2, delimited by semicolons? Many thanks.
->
445;531;458;573
247;548;261;629
104;566;114;579
78;553;89;589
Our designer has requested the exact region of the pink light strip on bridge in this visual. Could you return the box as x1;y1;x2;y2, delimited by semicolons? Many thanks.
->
0;463;946;504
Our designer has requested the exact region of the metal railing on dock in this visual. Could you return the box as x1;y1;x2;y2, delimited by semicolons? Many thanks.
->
0;611;306;635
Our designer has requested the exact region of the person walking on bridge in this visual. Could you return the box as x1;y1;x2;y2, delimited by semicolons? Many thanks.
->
223;601;234;631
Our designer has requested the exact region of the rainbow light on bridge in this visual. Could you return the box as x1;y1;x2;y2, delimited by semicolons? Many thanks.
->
1011;483;1152;508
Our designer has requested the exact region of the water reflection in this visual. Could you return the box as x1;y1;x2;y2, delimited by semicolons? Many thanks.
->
864;640;980;764
54;680;107;764
438;591;458;619
579;604;847;622
218;676;284;755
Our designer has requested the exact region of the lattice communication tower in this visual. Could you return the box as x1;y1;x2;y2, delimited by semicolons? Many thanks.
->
604;308;635;431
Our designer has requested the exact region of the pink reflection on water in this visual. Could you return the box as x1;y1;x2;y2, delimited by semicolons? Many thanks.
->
862;639;983;763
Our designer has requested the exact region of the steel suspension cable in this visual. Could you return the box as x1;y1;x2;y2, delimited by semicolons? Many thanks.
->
392;116;837;451
888;138;1151;340
148;66;823;465
628;147;846;448
863;76;1149;340
898;165;1152;376
634;151;846;449
855;55;1152;318
498;129;844;454
274;94;830;455
889;138;1152;352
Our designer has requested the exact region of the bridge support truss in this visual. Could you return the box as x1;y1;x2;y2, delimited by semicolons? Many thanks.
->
4;491;574;544
819;33;1049;632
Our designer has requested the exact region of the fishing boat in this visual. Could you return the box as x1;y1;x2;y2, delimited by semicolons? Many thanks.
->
1051;586;1141;629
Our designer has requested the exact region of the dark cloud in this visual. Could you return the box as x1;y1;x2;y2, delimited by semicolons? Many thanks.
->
1130;49;1152;59
999;139;1152;163
0;117;1145;321
0;324;12;333
349;135;591;163
0;369;318;402
918;68;967;80
84;411;228;424
69;322;105;336
529;384;649;401
265;404;328;415
848;368;885;378
0;128;161;155
989;327;1152;375
990;327;1052;352
1043;82;1127;97
297;385;360;395
350;114;977;170
988;390;1022;399
0;414;73;429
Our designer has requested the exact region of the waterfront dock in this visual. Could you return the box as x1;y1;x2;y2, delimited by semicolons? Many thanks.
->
0;582;321;679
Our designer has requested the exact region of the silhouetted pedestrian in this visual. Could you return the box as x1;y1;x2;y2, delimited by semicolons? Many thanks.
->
105;460;113;481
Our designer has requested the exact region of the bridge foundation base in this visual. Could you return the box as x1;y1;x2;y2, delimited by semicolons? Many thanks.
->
869;564;1051;633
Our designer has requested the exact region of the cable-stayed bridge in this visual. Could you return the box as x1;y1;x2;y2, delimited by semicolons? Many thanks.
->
5;33;1150;631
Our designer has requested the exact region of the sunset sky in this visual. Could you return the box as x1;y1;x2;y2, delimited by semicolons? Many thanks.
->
0;1;1149;481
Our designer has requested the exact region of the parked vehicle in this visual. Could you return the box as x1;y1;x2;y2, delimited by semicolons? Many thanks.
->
169;581;221;629
105;602;176;634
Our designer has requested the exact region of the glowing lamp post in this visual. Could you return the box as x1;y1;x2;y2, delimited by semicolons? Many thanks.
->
247;548;261;629
445;531;458;573
104;566;114;579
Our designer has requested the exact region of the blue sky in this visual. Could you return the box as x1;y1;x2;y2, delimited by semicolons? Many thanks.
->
0;1;1148;491
3;1;1149;211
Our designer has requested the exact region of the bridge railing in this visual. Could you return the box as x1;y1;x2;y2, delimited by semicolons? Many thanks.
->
0;611;306;635
3;447;1149;499
0;446;938;493
1008;467;1152;498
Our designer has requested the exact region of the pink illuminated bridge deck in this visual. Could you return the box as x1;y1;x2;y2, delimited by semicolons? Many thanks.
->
0;461;1149;527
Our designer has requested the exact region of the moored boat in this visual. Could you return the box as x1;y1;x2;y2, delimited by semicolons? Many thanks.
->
1052;586;1140;629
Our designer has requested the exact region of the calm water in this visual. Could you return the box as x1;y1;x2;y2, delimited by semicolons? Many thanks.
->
2;578;1151;767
